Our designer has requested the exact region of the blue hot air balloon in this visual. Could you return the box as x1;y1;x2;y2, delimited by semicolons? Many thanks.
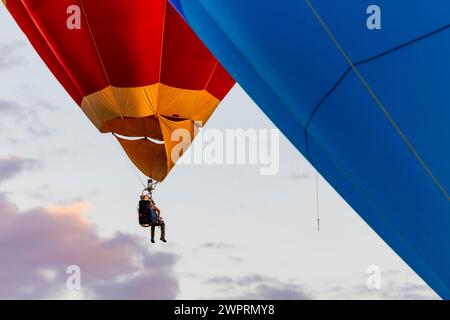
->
170;0;450;298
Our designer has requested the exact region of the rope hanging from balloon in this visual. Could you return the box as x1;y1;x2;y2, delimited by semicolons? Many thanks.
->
315;170;320;232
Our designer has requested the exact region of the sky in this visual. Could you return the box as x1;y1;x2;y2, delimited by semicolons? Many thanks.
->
0;6;440;300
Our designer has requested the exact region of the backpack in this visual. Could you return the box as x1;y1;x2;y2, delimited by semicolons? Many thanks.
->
138;200;151;227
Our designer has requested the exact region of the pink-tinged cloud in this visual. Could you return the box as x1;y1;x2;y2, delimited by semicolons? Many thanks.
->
0;194;179;299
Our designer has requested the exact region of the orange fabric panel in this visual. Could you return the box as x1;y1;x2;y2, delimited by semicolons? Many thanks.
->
157;84;220;123
110;85;158;117
102;116;163;141
80;85;158;128
158;116;195;171
116;136;168;181
80;83;220;131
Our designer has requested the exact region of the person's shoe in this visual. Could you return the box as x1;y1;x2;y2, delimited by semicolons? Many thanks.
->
151;239;155;243
160;238;167;243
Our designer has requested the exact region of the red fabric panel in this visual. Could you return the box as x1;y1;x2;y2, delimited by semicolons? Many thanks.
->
80;0;165;87
160;3;217;90
7;0;83;104
206;63;236;100
10;0;235;103
22;0;109;96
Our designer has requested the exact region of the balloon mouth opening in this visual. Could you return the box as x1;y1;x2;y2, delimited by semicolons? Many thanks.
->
102;114;193;145
114;133;165;145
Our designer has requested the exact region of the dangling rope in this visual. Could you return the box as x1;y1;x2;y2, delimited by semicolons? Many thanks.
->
315;170;320;232
110;134;146;188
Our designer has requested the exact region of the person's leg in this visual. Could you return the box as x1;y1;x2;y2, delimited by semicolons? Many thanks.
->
151;225;156;243
160;220;166;242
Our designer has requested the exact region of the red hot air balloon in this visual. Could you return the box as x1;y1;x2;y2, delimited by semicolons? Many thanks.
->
4;0;235;181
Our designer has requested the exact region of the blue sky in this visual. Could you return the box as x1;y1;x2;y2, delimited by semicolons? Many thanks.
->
0;7;439;299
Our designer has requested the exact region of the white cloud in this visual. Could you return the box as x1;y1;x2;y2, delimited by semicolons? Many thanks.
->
0;42;26;70
206;274;312;300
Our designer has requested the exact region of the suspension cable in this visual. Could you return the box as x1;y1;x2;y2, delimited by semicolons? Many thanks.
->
110;134;146;188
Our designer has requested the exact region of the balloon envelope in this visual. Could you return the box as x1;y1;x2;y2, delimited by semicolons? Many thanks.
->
5;0;235;181
172;0;450;298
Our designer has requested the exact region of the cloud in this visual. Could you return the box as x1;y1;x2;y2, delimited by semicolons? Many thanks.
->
0;156;42;183
228;256;243;263
0;194;180;299
0;99;54;139
243;284;311;300
35;101;59;112
47;201;90;216
340;281;439;300
206;274;312;300
289;172;312;181
324;271;439;300
0;100;57;117
200;242;235;250
0;100;22;117
208;273;432;300
206;276;234;285
0;42;26;70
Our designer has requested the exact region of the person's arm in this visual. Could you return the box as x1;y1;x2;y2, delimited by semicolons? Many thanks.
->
154;206;161;217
